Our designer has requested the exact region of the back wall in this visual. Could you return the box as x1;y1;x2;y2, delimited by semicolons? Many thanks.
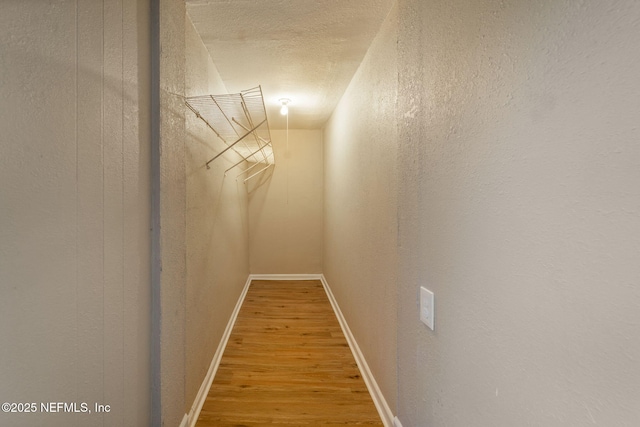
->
248;129;323;274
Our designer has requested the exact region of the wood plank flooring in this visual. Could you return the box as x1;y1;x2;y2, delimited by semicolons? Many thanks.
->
195;279;384;426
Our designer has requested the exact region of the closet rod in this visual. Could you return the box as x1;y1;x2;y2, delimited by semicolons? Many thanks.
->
205;118;267;168
237;152;274;178
231;117;271;163
243;164;272;183
225;142;273;175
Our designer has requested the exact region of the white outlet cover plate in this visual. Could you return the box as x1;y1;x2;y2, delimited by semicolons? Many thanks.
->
420;286;434;330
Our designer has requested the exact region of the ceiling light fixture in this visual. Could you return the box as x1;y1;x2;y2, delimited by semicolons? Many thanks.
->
279;98;291;116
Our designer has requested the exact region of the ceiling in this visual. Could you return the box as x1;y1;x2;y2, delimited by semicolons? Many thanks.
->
186;0;395;129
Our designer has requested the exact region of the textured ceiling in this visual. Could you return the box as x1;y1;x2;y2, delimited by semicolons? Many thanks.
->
186;0;395;129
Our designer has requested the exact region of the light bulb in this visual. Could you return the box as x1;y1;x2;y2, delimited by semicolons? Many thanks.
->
279;98;291;116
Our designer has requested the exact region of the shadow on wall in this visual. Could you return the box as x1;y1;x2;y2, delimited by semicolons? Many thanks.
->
184;103;253;248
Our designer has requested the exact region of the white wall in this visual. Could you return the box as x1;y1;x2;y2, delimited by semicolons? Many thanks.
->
0;1;151;425
322;3;398;413
396;0;640;426
324;0;640;425
249;129;323;274
184;14;250;412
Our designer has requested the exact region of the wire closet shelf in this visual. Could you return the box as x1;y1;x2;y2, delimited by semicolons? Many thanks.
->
185;86;274;183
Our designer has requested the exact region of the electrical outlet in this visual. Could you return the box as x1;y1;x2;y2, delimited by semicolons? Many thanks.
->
420;286;434;330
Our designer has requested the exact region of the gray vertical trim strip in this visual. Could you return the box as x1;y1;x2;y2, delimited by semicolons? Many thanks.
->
150;0;161;425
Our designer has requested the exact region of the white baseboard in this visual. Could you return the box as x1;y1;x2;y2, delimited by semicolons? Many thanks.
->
186;275;253;427
249;273;323;281
185;273;396;427
320;274;396;427
179;413;188;427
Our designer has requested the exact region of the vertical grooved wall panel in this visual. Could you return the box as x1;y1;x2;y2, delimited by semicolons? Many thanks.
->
0;1;151;425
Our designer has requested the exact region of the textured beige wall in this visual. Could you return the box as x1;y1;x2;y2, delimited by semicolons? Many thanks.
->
322;3;398;414
184;15;250;411
0;1;151;425
155;0;187;424
396;0;640;426
249;129;323;274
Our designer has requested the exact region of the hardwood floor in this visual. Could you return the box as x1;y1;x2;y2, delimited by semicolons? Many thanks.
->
195;279;384;426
